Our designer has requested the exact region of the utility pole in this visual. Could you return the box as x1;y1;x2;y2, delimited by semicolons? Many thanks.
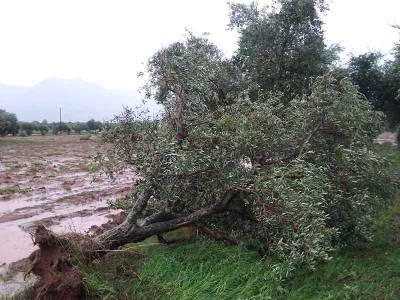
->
59;107;62;134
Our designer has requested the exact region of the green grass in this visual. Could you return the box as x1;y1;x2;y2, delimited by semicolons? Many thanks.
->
33;160;45;169
81;250;144;299
81;239;280;300
82;201;400;300
82;145;400;299
0;185;32;196
129;241;279;300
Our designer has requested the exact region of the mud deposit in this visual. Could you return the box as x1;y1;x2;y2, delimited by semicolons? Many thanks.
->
0;135;135;295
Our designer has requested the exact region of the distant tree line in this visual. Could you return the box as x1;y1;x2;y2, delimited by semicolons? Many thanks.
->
0;111;103;136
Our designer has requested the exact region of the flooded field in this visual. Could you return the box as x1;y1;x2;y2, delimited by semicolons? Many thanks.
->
0;135;135;267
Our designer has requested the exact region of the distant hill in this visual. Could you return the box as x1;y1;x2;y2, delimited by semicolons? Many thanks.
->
0;78;159;122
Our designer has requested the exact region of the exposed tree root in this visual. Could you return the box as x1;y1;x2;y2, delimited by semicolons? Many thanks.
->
28;225;85;300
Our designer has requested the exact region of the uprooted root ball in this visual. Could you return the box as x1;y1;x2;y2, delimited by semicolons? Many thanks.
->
28;225;100;300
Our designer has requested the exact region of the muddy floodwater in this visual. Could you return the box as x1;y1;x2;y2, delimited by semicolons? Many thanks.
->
0;135;135;268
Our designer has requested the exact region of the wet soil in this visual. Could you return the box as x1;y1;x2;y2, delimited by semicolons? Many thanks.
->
0;135;136;291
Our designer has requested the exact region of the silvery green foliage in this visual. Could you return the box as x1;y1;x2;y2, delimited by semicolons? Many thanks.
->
101;36;394;269
229;0;337;100
144;32;237;116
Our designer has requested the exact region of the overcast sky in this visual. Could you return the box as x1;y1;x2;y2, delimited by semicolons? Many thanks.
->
0;0;398;91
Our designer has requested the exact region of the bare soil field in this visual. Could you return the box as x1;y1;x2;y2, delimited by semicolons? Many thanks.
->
0;135;135;269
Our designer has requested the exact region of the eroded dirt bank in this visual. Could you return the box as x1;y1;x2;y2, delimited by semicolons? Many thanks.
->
0;135;136;297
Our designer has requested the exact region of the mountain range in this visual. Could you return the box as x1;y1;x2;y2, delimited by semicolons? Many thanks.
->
0;78;159;122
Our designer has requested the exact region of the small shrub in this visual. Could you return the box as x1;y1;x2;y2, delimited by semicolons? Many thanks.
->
18;130;27;137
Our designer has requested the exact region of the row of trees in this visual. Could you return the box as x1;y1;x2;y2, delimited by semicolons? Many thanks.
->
0;110;103;136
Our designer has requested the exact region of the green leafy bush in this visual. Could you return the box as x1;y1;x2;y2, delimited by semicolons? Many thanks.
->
0;109;18;136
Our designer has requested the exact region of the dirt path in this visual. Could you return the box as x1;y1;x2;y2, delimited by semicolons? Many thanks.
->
0;135;136;269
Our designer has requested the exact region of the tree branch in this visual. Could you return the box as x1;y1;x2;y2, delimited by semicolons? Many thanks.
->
261;117;324;167
196;224;239;245
230;187;294;228
95;190;238;250
297;118;323;159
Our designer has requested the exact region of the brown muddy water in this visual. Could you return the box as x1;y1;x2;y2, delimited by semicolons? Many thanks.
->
0;135;136;296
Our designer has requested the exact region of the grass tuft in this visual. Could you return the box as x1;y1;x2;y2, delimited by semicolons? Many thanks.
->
0;185;32;196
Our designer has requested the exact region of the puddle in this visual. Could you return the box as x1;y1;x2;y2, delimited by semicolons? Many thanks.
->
0;226;34;265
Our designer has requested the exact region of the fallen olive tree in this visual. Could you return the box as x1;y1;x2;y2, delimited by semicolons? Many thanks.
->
28;11;396;298
92;35;394;269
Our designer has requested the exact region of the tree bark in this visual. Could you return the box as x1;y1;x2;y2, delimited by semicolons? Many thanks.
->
93;190;238;251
